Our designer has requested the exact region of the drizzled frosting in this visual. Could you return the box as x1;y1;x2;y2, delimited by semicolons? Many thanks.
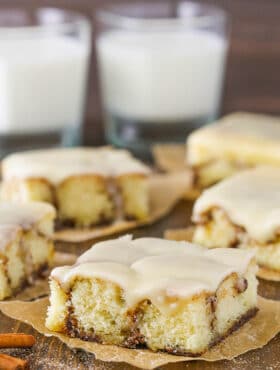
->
52;235;255;310
2;147;150;185
193;166;280;243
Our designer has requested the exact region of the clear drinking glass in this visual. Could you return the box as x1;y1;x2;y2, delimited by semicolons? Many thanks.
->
0;7;91;156
96;1;229;156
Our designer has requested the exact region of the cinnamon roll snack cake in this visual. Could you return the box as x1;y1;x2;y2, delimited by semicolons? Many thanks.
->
1;147;150;227
0;202;55;300
46;236;258;356
192;167;280;273
187;112;280;189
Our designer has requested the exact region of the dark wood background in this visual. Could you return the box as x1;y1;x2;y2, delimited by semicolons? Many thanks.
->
0;0;279;145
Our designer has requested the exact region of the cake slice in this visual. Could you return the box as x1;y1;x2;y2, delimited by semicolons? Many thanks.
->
192;166;280;273
46;235;258;355
1;147;150;227
187;112;280;189
0;202;55;300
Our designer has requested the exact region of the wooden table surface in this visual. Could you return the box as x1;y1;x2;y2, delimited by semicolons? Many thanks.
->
1;200;279;370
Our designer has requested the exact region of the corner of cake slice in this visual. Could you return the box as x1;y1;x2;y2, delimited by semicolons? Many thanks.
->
192;166;280;273
186;112;280;189
46;235;258;355
1;147;150;227
0;201;55;300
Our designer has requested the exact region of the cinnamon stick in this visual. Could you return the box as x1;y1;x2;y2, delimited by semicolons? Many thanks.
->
0;353;28;369
0;333;35;348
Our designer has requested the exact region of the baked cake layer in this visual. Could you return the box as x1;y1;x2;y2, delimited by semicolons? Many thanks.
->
46;236;258;355
1;147;150;227
187;112;280;187
192;167;280;272
0;202;55;300
193;208;280;272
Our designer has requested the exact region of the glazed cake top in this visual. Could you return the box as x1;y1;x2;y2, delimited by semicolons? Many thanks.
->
0;201;55;227
193;166;280;243
52;235;255;311
187;112;280;166
0;201;55;229
2;147;150;184
0;202;55;249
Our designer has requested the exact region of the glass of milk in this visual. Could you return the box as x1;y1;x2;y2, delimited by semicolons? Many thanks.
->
0;7;91;156
96;1;229;155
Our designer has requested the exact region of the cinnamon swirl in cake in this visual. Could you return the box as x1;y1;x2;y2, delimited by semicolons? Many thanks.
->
0;202;55;300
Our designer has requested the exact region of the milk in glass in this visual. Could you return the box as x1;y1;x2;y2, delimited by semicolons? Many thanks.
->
0;36;89;151
97;30;228;150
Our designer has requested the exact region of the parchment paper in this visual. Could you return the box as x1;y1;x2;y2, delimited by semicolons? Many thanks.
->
0;297;279;369
152;144;200;199
7;252;76;301
152;144;187;173
165;227;280;282
53;172;192;243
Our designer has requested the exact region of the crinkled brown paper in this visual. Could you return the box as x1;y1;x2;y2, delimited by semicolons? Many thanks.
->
0;297;279;369
54;172;192;243
7;252;76;301
152;144;186;172
152;144;200;199
165;227;280;282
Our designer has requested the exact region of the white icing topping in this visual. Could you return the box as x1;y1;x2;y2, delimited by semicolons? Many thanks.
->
51;235;255;310
193;166;280;242
187;112;280;166
2;147;150;185
0;202;55;231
